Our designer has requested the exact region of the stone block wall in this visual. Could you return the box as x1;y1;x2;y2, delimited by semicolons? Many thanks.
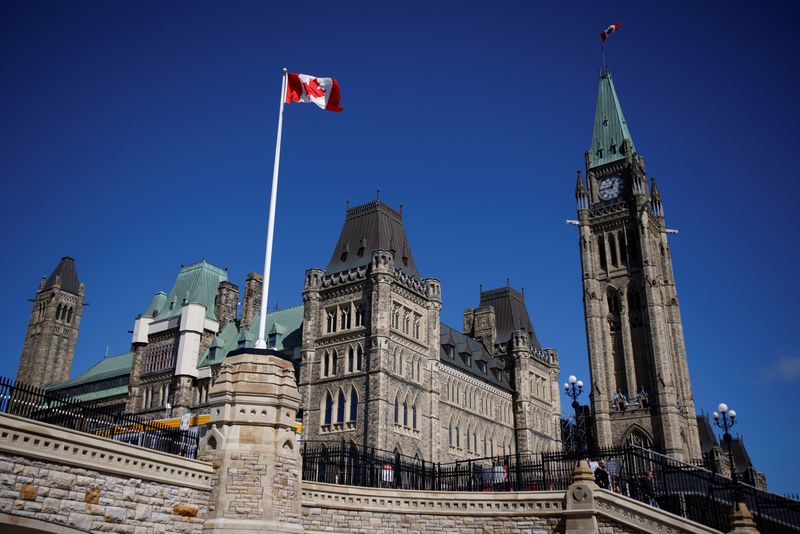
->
0;451;210;533
0;413;212;534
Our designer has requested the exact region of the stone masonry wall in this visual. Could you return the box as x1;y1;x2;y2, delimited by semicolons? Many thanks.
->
0;451;210;533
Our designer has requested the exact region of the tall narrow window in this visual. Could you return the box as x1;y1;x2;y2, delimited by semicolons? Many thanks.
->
355;303;364;327
598;235;608;271
412;402;417;429
56;304;62;322
348;347;355;372
341;307;350;330
402;312;410;334
337;390;346;423
402;400;408;427
326;310;336;333
324;392;333;425
66;307;73;324
332;350;338;375
449;423;453;446
349;388;358;421
393;396;399;424
323;351;330;377
392;349;398;372
618;231;628;265
356;345;363;371
413;317;421;339
609;233;618;267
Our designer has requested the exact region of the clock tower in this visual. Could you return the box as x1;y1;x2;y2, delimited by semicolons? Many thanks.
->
575;69;701;460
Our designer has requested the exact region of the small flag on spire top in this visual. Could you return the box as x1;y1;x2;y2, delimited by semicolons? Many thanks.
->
600;22;621;42
285;72;343;112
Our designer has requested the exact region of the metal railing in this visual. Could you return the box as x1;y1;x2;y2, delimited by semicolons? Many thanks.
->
300;439;800;533
0;376;198;458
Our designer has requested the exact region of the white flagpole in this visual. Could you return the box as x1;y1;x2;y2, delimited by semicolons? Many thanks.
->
256;68;288;350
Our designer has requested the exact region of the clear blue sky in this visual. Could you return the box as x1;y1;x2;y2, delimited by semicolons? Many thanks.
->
2;1;798;494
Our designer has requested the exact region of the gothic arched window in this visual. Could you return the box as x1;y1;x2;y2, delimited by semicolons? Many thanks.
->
331;350;338;375
322;351;330;377
608;233;618;267
348;346;355;373
356;345;363;371
337;390;346;423
323;392;333;425
349;388;358;421
393;396;399;424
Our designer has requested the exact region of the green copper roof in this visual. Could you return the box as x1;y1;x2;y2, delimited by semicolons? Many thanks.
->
67;385;129;403
589;70;635;169
48;352;133;390
144;261;228;322
198;305;304;368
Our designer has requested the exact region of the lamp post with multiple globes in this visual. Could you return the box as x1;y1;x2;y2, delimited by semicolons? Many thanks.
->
563;375;584;454
712;403;739;504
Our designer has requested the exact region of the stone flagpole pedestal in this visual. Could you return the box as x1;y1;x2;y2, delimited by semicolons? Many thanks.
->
200;349;303;533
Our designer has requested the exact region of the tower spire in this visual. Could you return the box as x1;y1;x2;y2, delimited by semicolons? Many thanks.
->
589;70;636;169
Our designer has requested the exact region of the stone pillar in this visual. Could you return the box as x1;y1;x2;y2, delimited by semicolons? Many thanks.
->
564;460;598;534
618;290;638;398
200;350;303;534
727;503;760;534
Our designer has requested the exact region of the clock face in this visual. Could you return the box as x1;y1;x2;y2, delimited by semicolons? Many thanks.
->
598;175;623;200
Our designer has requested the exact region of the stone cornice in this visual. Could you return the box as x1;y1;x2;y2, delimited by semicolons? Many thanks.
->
0;413;212;491
594;489;720;533
301;481;564;516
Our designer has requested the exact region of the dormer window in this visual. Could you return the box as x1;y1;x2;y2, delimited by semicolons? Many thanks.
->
596;148;604;158
461;352;472;367
478;361;487;374
610;143;617;154
267;333;277;349
444;345;454;359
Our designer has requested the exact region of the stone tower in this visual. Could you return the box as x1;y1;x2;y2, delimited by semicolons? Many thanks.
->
299;199;442;459
17;257;85;389
575;69;701;460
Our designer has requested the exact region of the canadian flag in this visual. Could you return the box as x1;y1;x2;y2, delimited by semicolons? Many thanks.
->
285;72;343;112
600;22;621;42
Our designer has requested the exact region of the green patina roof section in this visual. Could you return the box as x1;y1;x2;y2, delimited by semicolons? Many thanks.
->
589;70;635;169
48;352;133;390
198;320;241;368
198;305;304;368
66;385;129;403
145;261;228;321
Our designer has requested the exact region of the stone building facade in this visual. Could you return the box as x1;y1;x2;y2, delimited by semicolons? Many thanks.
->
17;257;85;390
297;200;561;461
575;69;701;460
40;200;562;464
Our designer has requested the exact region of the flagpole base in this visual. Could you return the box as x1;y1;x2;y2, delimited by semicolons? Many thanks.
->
254;340;267;349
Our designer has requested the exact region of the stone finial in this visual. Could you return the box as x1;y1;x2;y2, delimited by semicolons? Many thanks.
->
728;502;760;534
572;459;595;483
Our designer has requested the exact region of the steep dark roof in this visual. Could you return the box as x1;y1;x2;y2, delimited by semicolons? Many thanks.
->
440;324;511;391
721;437;755;474
42;257;81;295
479;286;541;349
326;200;419;278
696;415;719;455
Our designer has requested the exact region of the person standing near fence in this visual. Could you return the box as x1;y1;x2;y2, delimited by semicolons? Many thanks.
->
594;459;610;489
639;471;659;508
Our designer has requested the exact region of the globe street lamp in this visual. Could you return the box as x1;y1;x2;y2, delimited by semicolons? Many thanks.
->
563;375;584;453
712;403;739;503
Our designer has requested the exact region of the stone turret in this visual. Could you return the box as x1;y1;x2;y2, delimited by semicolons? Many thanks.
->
17;257;85;388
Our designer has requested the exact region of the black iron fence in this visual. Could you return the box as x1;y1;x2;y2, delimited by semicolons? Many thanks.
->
0;376;198;458
301;440;800;533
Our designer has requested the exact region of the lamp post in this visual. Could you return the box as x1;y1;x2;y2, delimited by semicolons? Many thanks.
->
712;403;739;504
563;375;584;454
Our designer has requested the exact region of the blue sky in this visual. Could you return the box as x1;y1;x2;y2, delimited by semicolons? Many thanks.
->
1;1;799;493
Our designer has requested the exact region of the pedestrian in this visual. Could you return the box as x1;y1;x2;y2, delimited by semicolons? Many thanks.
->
594;459;610;489
639;470;659;508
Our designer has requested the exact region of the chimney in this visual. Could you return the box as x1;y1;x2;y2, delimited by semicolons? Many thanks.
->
215;281;239;330
241;272;263;329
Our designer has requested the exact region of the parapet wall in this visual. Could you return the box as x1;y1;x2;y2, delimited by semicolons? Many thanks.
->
0;413;212;533
300;480;721;534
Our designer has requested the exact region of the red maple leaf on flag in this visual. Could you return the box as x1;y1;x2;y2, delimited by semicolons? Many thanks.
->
304;78;326;98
